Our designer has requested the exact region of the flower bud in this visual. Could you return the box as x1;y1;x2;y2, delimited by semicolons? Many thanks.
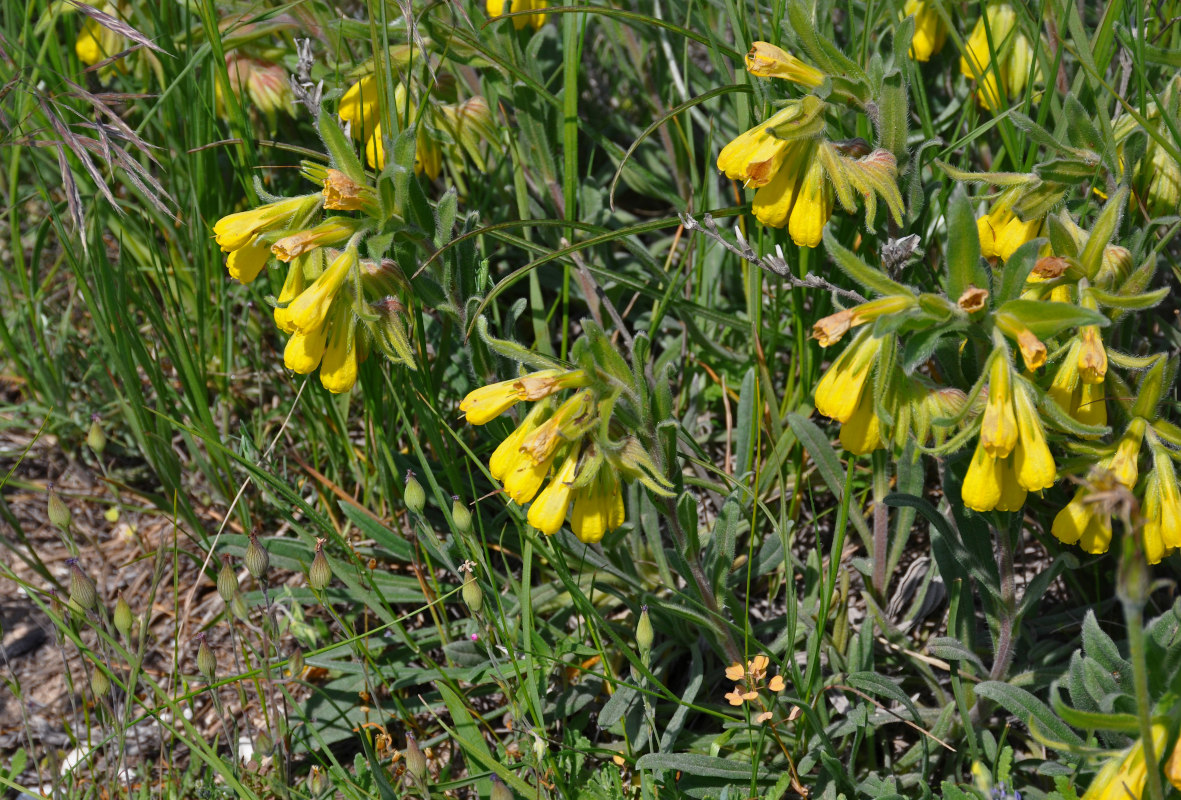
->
288;646;304;679
230;590;249;620
404;471;426;516
307;766;329;795
67;558;97;611
113;594;133;638
47;485;71;531
462;572;483;614
87;415;107;455
197;634;216;680
451;497;472;535
636;605;654;654
217;555;238;603
490;776;514;800
245;533;269;581
404;734;428;781
308;538;332;591
90;665;110;698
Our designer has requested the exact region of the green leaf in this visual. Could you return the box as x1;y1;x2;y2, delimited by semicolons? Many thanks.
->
994;299;1108;337
974;681;1085;747
635;752;763;779
1052;698;1142;733
995;239;1041;305
318;111;366;185
1087;286;1169;310
1063;93;1105;153
1079;187;1128;280
945;186;988;301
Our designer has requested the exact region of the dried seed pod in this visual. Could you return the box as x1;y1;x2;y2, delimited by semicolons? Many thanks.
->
244;533;269;580
404;470;426;515
113;594;133;638
216;554;238;603
462;572;483;614
87;414;107;455
404;733;427;781
451;496;472;535
196;634;216;680
66;558;97;611
90;665;110;698
47;485;71;531
308;538;332;591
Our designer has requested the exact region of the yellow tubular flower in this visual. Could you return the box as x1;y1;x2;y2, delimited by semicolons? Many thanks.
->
1108;419;1146;489
1081;725;1168;800
488;0;547;30
489;402;551;481
460;369;586;425
994;455;1027;512
717;106;804;187
1076;380;1107;428
1154;448;1181;551
744;42;825;87
960;3;1017;111
570;467;624;544
274;258;310;334
519;391;595;465
839;391;883;455
340;75;379;143
1077;326;1107;384
996;214;1041;261
750;143;812;227
213;195;319;254
319;304;358;394
980;356;1017;457
285;247;357;334
788;156;834;248
815;332;882;423
226;239;271;284
1051;489;1092;547
283;324;329;375
271;218;361;263
1012;383;1055;492
962;441;1002;512
1142;477;1166;565
366;124;387;170
904;0;948;62
527;446;579;534
502;446;557;505
813;295;916;347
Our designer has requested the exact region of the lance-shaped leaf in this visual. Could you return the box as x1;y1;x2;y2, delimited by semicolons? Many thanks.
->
945;186;989;302
995;299;1108;338
839;148;905;227
1087;286;1169;310
1079;187;1128;280
822;229;912;297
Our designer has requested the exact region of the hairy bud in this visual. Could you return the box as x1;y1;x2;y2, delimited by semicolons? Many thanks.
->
67;558;97;611
47;485;71;531
196;634;216;680
404;733;427;781
90;665;110;698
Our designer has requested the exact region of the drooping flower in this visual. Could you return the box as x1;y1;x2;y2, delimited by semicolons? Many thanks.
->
569;462;625;544
903;0;948;62
1081;724;1169;800
977;188;1043;262
527;445;580;535
460;369;589;424
213;195;321;283
487;0;548;30
960;2;1042;111
216;53;293;125
814;329;883;425
812;295;916;347
1051;418;1145;555
743;42;824;87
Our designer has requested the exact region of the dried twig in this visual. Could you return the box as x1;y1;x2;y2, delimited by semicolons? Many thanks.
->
678;212;866;303
289;38;322;117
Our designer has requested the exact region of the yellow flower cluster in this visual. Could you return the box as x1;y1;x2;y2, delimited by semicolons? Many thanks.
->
486;0;548;31
461;368;672;542
212;169;400;394
960;2;1041;111
340;76;494;179
976;188;1043;262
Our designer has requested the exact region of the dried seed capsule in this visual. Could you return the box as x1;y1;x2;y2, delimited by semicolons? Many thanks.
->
113;594;133;638
308;538;332;591
404;470;426;516
636;605;654;654
196;634;216;680
87;414;107;455
90;665;110;698
244;533;269;580
66;558;97;611
461;572;483;614
47;485;71;531
217;554;238;603
451;496;472;535
404;733;427;780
